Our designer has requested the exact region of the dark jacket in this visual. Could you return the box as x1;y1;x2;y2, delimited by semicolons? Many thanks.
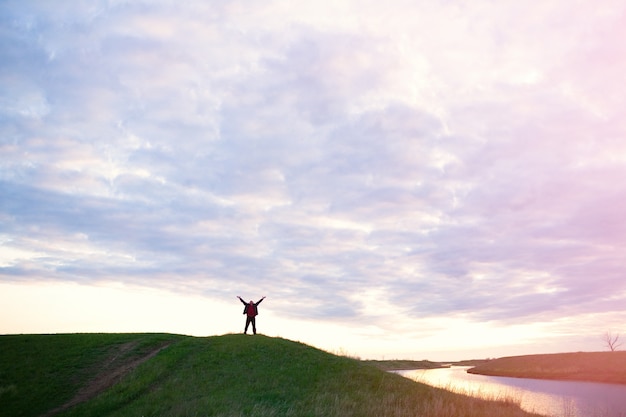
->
239;297;264;317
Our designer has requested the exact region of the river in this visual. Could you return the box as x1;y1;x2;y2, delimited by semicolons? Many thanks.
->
396;366;626;417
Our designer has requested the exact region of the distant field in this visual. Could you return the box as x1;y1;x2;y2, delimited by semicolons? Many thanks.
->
468;351;626;384
0;333;544;417
365;359;490;371
364;359;445;371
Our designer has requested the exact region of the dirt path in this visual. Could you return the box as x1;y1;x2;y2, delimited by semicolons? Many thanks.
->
42;341;172;417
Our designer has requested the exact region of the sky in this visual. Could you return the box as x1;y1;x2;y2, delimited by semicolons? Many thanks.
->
2;0;626;361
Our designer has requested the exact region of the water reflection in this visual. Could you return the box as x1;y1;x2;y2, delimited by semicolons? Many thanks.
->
397;366;626;417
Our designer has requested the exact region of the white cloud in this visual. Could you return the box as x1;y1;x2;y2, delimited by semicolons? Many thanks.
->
2;0;626;359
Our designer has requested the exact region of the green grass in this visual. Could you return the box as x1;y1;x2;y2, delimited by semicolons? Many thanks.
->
0;333;181;417
468;351;626;384
1;333;544;417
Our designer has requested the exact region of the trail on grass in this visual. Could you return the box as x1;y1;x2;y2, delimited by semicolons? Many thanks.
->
42;341;172;417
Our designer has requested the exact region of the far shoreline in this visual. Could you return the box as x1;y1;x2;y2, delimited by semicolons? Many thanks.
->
368;351;626;385
466;351;626;385
364;358;490;371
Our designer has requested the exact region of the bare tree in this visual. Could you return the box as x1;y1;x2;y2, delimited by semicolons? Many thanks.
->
603;331;622;351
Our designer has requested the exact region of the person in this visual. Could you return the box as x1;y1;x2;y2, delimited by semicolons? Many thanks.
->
237;296;266;335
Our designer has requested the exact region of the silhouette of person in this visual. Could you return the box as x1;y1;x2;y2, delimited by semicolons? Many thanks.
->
237;296;266;335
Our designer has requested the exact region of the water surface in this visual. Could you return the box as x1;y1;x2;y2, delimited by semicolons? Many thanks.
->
397;366;626;417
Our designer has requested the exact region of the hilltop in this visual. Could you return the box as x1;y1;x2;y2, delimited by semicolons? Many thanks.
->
0;333;543;417
468;351;626;384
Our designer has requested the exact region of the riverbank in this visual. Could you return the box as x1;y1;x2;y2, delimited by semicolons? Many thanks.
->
400;365;626;417
0;333;543;417
468;351;626;384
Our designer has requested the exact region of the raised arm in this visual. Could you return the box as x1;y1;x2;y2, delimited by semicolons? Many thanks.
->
256;296;266;305
237;296;246;305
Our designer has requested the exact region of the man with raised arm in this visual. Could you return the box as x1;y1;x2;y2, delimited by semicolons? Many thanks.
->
237;296;266;335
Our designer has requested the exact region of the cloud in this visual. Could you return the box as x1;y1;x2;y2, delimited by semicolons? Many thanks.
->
2;0;626;357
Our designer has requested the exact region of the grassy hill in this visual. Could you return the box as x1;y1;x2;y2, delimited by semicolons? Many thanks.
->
0;333;543;417
468;351;626;384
